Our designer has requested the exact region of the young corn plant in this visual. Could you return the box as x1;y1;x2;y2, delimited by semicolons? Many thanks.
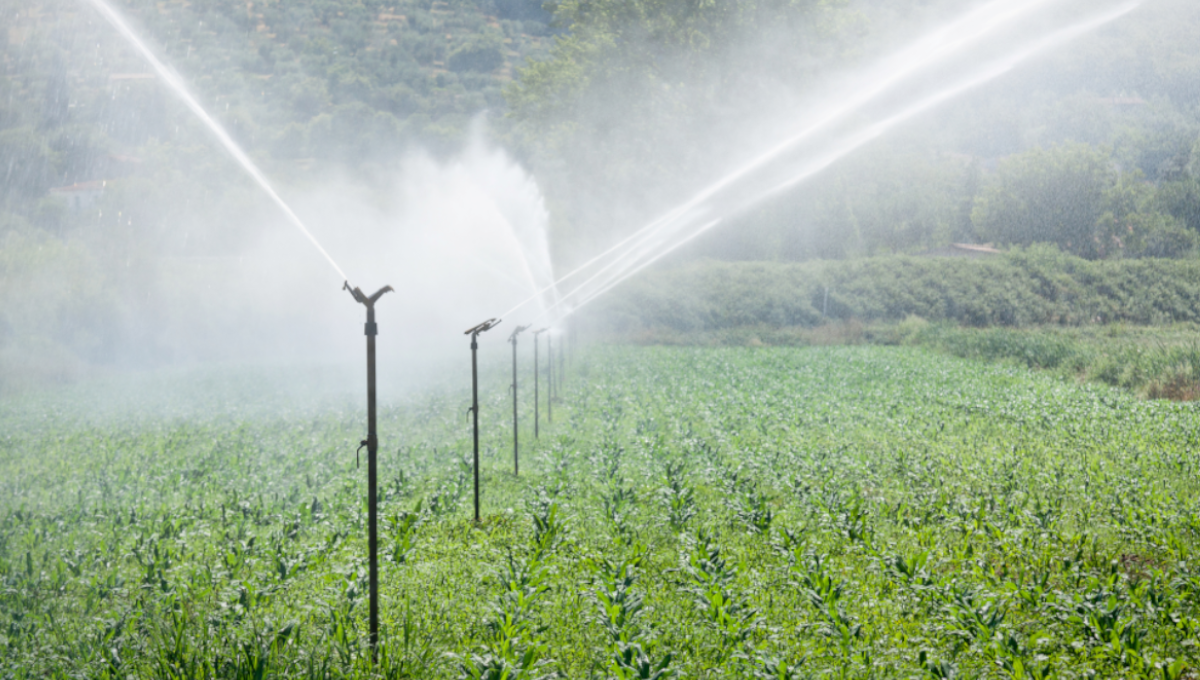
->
527;493;567;559
746;652;809;680
457;554;560;680
790;552;863;657
822;490;873;546
681;531;758;664
385;505;422;565
587;547;676;679
660;462;697;532
735;484;774;535
942;586;1007;651
882;548;937;590
603;483;638;542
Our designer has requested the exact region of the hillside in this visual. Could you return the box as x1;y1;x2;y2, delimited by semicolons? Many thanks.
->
0;0;551;197
5;0;1200;388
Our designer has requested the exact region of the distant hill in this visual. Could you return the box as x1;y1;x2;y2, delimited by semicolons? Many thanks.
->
0;0;553;203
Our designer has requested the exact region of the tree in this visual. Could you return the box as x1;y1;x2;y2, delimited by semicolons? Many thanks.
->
972;143;1115;259
504;0;856;262
1155;177;1200;233
974;142;1192;259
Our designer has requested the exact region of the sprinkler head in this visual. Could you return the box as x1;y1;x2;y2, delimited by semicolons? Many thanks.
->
533;327;549;337
509;324;531;341
344;281;394;308
465;318;501;337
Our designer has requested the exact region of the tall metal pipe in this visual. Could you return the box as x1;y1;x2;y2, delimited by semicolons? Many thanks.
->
344;282;393;664
465;318;500;522
533;328;546;438
547;331;553;424
508;325;529;475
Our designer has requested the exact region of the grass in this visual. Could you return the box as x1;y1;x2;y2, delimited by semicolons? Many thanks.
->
3;346;1200;677
604;320;1200;401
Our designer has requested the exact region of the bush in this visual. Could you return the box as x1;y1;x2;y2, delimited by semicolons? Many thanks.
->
971;143;1113;258
588;247;1200;333
449;40;504;73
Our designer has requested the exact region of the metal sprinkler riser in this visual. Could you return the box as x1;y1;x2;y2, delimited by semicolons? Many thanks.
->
343;281;393;665
533;328;548;438
508;325;530;476
465;318;501;523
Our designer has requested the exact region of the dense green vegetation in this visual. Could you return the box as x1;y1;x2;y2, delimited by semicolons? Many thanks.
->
516;0;1200;263
4;346;1200;677
589;251;1200;398
897;323;1200;401
4;0;1200;388
0;0;551;183
592;248;1200;332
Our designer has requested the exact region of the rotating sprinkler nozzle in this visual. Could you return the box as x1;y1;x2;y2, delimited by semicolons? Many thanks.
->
465;318;501;522
344;280;393;665
508;325;530;476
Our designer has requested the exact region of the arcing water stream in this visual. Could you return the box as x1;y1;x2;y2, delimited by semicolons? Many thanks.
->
83;0;349;283
502;0;1068;319
86;0;1142;336
518;0;1145;325
544;0;1145;322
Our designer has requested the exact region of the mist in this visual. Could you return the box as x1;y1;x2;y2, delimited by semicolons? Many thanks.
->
5;0;1200;676
2;0;1198;395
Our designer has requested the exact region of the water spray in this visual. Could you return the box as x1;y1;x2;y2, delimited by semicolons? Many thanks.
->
537;2;1143;322
533;328;547;438
495;0;1141;326
84;0;348;282
508;325;531;475
465;318;501;522
343;281;393;663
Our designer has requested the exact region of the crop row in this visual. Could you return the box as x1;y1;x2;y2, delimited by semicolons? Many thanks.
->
2;346;1199;677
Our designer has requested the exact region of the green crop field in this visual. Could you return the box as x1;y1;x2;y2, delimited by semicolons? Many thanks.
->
3;346;1200;679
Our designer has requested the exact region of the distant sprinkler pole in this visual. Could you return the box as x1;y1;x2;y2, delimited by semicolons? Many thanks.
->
546;330;554;424
533;328;547;438
465;318;501;523
343;281;394;665
508;324;530;476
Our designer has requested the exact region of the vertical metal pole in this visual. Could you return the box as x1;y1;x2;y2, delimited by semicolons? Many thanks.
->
533;333;540;438
347;283;390;665
471;333;480;523
511;332;519;476
558;332;564;397
365;305;379;664
547;333;553;424
462;318;497;523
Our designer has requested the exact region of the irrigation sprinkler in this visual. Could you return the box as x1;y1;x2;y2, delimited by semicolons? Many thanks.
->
343;281;393;664
465;318;501;522
533;328;547;438
508;324;530;476
547;330;554;423
557;329;565;398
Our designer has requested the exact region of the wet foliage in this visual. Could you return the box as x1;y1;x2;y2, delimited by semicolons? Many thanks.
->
3;345;1200;677
593;246;1200;334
